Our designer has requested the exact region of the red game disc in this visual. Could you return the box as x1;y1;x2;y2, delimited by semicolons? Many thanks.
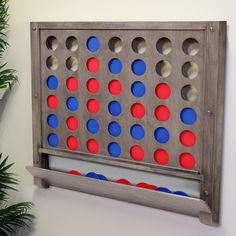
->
87;57;100;73
116;179;131;185
68;170;81;176
47;95;59;109
87;78;100;94
66;116;79;131
130;103;145;119
66;77;79;92
180;130;196;147
179;153;196;169
108;80;122;95
154;149;169;165
136;182;149;189
87;99;100;114
130;145;144;161
155;83;171;99
154;105;170;121
145;184;157;190
87;139;100;154
67;136;79;150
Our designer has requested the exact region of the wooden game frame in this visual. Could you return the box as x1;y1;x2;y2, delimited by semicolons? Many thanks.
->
28;21;226;226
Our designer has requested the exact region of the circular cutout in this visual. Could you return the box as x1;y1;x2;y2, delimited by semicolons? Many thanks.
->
156;37;172;55
116;179;131;185
66;97;79;112
47;95;59;110
108;142;121;158
131;59;146;76
181;84;198;102
47;114;59;128
46;56;58;70
182;61;199;79
87;57;100;73
48;133;59;147
108;58;122;74
180;107;197;125
108;121;121;137
155;83;171;100
154;105;170;121
130;145;144;161
108;80;122;96
66;36;78;51
66;56;78;72
67;136;79;150
87;99;100;114
130;124;145;140
182;38;199;56
87;78;100;94
87;36;100;52
108;101;122;116
156;60;172;78
47;75;58;90
46;36;58;51
156;187;172;193
87;139;100;154
154;149;169;165
87;119;100;134
67;116;79;131
131;81;146;97
108;37;122;53
154;127;170;144
66;77;79;92
131;103;145;119
132;37;146;54
180;130;196;147
179;153;196;170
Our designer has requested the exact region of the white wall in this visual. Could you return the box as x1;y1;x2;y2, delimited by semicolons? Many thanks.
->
0;0;235;235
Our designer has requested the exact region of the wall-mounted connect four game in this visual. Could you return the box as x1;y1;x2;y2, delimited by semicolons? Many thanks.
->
28;21;226;226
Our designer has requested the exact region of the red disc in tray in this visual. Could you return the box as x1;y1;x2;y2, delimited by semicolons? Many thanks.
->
154;149;169;165
67;136;79;150
116;179;131;185
131;103;145;119
130;145;144;161
67;116;79;131
179;153;196;170
87;78;100;94
47;95;59;109
66;77;79;92
87;57;100;73
87;139;100;154
68;170;81;176
108;80;122;96
87;99;100;114
180;130;196;147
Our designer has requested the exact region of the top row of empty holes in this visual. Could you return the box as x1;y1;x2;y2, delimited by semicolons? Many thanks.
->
46;36;199;56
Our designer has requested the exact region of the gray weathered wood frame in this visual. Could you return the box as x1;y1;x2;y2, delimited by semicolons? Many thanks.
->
29;21;226;226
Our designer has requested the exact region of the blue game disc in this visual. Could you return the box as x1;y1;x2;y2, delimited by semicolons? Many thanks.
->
180;107;197;125
154;127;170;144
47;114;59;128
85;172;100;179
108;101;122;116
47;133;59;147
131;81;146;97
97;174;108;181
173;191;189;197
108;58;122;74
66;97;79;112
131;59;146;76
156;187;172;193
87;36;100;52
108;142;121;158
130;124;145;140
47;75;58;90
87;119;100;134
108;121;121;137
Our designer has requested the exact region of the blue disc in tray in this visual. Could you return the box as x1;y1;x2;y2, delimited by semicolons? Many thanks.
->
108;58;122;74
156;187;172;193
130;124;145;140
87;119;100;134
108;101;122;116
66;97;79;112
108;142;121;158
154;127;170;144
131;81;146;97
108;121;122;137
87;36;100;52
97;174;108;181
85;172;99;180
180;107;197;125
131;59;146;76
173;191;189;197
47;75;58;90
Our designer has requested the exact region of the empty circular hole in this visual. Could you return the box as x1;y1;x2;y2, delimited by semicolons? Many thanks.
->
46;56;58;70
46;36;58;51
132;37;146;54
182;61;199;79
181;84;198;102
108;37;122;53
66;36;78;51
156;37;172;55
183;38;199;56
66;56;78;72
156;60;172;78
